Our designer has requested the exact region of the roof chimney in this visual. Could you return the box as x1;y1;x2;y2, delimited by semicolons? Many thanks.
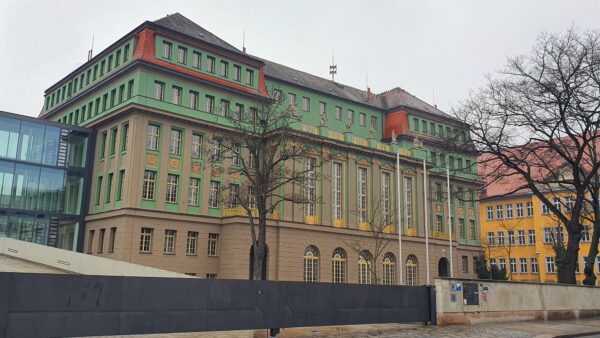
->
367;87;372;101
243;46;246;53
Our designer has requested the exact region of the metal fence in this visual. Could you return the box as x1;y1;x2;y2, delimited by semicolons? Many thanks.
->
0;272;435;338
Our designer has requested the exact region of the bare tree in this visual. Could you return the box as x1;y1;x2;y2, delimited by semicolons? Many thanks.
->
207;98;322;280
454;28;600;284
344;200;394;285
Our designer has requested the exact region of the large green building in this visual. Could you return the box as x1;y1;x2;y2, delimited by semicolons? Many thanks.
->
39;13;480;283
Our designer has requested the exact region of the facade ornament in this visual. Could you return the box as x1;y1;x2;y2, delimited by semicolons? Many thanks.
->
369;127;376;139
288;104;298;117
413;137;423;148
345;118;352;132
320;111;328;126
391;129;397;144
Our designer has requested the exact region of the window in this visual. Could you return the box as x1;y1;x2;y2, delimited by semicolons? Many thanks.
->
490;258;496;267
348;110;354;123
142;171;156;200
105;173;113;203
319;101;326;115
359;112;366;126
206;273;217;279
186;231;198;255
146;123;160;151
413;118;419;131
154;81;165;101
120;123;129;152
98;228;105;253
99;131;107;159
526;202;534;216
335;106;342;120
486;206;493;220
166;174;179;203
164;229;176;254
518;230;525;245
303;245;320;282
462;256;469;273
435;182;443;202
108;227;116;253
127;79;134;99
404;176;413;227
248;186;256;209
496;205;503;219
171;86;182;105
528;229;536;244
192;51;201;68
508;230;515;245
287;93;297;108
231;143;240;166
191;133;203;159
234;104;243;121
552;197;561;212
358;167;368;223
189;91;198;110
519;258;527;273
305;158;317;217
210;138;221;162
497;231;504;245
95;176;103;205
219;99;229;117
382;172;391;224
543;227;553;243
207;56;215;73
302;97;310;112
383;253;396;285
139;227;153;253
516;203;524;218
87;230;95;253
546;256;555;273
582;225;591;242
371;116;378;130
220;60;228;77
188;177;200;206
332;248;347;283
209;181;220;208
422;120;428;133
499;258;506;271
205;95;214;114
169;129;182;155
358;251;373;284
506;204;513;218
227;183;239;208
470;220;477;240
458;187;464;206
115;169;125;201
208;233;219;256
566;196;574;212
406;255;418;286
459;218;466;238
177;46;187;63
487;232;495;246
162;41;172;58
531;257;539;273
245;69;254;85
233;65;241;81
333;162;343;221
541;202;550;215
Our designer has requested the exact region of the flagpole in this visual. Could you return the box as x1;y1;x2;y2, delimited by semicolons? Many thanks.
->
396;152;403;285
447;164;454;278
423;157;430;285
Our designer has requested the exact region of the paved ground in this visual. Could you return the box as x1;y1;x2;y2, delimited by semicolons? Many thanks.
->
95;318;600;338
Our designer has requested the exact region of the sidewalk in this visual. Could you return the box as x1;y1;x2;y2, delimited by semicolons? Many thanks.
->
94;318;600;338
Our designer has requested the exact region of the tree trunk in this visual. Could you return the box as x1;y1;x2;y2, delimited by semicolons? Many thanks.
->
251;207;268;281
584;220;600;286
560;228;581;284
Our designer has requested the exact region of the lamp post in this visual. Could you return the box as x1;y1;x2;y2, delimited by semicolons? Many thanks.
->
396;152;403;285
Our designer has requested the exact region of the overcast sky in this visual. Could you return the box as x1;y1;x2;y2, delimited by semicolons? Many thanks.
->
1;0;599;117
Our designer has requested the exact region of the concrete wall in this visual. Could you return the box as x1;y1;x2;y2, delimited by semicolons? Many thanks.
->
435;277;600;325
0;237;192;278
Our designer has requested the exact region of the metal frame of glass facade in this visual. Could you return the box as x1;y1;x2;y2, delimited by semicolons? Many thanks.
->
0;110;95;251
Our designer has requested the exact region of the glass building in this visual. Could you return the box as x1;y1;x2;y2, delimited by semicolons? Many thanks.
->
0;111;94;251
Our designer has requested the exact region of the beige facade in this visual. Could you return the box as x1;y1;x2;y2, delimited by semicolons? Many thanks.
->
83;107;480;283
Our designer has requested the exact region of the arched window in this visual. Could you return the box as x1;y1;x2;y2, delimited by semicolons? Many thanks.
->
406;255;419;286
358;250;373;284
303;245;320;282
383;252;396;285
332;248;347;283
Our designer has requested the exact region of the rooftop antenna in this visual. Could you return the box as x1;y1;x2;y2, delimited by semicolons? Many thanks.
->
87;35;94;61
432;88;436;106
329;54;337;82
242;29;246;53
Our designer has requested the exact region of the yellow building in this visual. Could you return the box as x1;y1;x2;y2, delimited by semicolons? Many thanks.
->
479;191;597;285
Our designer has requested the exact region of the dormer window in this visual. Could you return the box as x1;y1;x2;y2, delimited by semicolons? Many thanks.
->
163;41;172;59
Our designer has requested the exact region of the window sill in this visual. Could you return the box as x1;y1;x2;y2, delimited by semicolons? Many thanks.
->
207;255;219;258
139;251;152;254
186;254;198;256
163;253;175;255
